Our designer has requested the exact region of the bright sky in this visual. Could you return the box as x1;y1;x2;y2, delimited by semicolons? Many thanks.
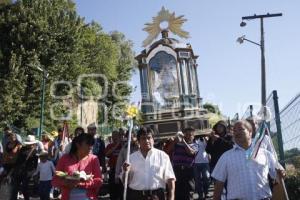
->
74;0;300;118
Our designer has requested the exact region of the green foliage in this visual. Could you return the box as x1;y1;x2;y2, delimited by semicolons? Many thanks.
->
103;31;135;126
285;148;300;160
0;0;85;129
283;148;300;200
0;0;11;5
285;170;300;200
67;114;79;136
206;113;222;128
284;148;300;170
25;117;39;128
81;78;102;98
287;155;300;169
203;103;221;115
0;0;135;131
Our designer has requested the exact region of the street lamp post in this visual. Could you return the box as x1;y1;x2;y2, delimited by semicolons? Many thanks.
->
34;66;48;138
239;13;289;200
39;69;46;138
260;17;267;108
239;13;282;110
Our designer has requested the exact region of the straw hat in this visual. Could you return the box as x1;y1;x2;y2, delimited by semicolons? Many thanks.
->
24;135;38;145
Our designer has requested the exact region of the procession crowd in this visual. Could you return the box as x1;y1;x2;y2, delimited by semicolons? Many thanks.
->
0;117;285;200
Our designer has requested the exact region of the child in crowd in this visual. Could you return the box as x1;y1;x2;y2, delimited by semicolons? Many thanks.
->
33;150;55;200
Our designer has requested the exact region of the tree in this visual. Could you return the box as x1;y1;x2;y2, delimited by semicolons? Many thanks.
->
203;103;221;115
0;0;11;5
0;0;135;132
104;31;136;128
285;170;300;200
0;0;87;130
285;148;300;160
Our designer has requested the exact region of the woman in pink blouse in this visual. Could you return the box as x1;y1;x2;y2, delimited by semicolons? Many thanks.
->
52;133;102;200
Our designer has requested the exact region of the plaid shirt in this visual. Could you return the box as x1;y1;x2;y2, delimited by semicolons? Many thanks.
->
211;144;277;200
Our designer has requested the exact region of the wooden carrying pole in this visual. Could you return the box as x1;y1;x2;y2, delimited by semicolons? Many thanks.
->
123;119;133;200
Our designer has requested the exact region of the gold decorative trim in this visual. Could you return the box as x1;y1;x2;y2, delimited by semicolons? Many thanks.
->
143;7;190;47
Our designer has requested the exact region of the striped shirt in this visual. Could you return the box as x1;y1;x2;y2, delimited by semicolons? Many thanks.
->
211;144;277;200
172;142;198;166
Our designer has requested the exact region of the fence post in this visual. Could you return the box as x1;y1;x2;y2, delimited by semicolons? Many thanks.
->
273;90;285;167
235;113;239;120
249;105;253;118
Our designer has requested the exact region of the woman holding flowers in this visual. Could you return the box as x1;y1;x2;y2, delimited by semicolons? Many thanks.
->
52;133;102;200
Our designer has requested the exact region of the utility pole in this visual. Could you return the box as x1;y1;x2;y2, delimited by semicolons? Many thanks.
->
241;13;282;111
240;13;289;200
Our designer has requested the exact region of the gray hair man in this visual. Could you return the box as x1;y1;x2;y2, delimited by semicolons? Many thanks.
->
212;120;284;200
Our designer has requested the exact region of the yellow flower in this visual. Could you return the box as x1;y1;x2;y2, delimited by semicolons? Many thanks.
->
50;131;58;137
126;105;138;118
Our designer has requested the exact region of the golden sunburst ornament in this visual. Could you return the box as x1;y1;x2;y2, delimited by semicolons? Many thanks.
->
142;7;190;47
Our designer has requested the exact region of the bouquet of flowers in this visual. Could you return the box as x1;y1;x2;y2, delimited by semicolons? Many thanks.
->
125;104;138;119
56;170;93;181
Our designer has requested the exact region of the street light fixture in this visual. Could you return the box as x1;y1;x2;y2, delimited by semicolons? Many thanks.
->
236;35;245;44
240;21;247;27
236;35;260;46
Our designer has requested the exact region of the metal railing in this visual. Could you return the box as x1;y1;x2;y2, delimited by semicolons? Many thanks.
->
232;113;239;122
241;105;253;120
279;92;300;151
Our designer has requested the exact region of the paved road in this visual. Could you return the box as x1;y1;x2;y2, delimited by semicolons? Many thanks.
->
19;184;215;200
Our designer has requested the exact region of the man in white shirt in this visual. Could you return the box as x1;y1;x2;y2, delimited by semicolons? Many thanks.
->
122;127;176;200
212;120;283;200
